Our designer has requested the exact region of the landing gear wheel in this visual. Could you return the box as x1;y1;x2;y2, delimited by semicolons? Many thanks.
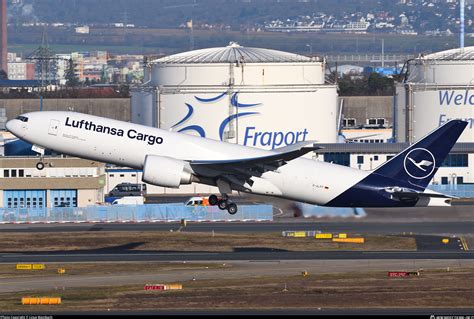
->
217;199;228;210
209;195;219;206
36;162;45;170
227;203;238;215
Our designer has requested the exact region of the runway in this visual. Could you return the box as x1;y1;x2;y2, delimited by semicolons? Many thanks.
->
3;309;473;316
2;250;473;263
1;221;473;235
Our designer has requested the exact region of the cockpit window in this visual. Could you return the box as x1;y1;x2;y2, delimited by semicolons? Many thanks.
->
16;116;28;122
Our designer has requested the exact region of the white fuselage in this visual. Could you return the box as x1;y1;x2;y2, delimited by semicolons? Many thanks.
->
7;111;370;205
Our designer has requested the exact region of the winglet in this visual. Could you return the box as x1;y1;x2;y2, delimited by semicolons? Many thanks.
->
274;140;322;153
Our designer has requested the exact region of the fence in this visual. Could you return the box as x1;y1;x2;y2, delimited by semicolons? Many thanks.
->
0;204;273;223
294;202;366;218
428;184;474;198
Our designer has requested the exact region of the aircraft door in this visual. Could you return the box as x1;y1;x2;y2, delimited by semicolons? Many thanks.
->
48;119;60;136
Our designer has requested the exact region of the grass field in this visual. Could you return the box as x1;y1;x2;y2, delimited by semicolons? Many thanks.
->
0;231;416;252
1;267;472;311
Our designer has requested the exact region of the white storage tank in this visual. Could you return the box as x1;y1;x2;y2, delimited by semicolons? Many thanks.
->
395;47;474;143
131;42;338;149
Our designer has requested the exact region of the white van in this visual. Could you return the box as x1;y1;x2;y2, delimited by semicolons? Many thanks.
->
111;196;144;205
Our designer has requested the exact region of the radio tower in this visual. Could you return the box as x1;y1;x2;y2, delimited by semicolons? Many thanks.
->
26;29;59;87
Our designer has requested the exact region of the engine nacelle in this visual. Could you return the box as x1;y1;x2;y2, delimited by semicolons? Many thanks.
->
142;155;193;188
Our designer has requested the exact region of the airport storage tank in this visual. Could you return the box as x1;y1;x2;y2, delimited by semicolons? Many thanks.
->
395;47;474;143
131;42;338;149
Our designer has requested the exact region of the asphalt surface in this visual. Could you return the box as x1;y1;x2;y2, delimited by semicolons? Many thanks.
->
413;235;467;251
3;309;474;316
1;249;473;263
1;221;473;235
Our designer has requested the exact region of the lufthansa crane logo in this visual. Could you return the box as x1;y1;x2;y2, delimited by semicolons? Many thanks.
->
403;148;436;180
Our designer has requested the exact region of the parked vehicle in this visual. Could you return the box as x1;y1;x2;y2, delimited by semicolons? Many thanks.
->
184;197;209;206
111;196;144;205
108;183;147;197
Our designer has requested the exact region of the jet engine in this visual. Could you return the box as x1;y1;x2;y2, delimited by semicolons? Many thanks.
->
142;155;193;188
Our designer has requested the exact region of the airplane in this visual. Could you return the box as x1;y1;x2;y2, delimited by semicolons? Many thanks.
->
6;111;468;214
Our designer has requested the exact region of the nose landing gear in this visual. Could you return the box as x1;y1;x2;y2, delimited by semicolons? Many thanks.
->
208;194;238;215
35;161;45;170
32;145;46;170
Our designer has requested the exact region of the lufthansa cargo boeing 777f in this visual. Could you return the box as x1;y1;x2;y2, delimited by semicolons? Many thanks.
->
6;111;468;214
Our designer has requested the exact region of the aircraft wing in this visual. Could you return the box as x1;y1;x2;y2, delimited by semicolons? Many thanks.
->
189;144;322;174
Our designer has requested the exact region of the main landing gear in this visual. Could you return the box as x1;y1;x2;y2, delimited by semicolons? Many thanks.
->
209;194;238;215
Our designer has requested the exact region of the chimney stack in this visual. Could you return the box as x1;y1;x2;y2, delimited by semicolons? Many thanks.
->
0;0;7;75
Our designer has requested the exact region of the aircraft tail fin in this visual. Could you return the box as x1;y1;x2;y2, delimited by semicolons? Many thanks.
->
373;120;467;190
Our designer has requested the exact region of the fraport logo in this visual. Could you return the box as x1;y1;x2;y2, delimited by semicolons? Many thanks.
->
403;148;436;180
171;91;309;149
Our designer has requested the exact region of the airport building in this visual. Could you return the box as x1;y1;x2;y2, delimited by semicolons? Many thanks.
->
0;157;106;208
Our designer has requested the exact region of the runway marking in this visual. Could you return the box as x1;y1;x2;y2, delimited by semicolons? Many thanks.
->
361;251;471;254
1;252;220;258
460;237;469;251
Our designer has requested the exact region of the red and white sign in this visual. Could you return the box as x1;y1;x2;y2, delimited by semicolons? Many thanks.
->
144;284;166;291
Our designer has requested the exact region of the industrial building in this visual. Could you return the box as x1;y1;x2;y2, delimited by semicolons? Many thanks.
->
0;157;105;208
393;47;474;185
395;47;474;143
131;42;338;146
130;42;338;194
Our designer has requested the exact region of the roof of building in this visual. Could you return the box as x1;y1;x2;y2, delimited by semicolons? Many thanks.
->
420;47;474;61
151;42;314;64
314;143;474;154
0;80;57;87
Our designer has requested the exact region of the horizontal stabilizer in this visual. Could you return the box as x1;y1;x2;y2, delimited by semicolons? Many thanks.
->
385;187;457;202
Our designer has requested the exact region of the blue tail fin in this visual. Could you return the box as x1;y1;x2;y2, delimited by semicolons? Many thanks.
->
374;120;468;190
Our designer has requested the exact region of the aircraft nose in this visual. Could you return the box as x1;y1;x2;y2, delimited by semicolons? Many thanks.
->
6;119;25;137
5;119;16;133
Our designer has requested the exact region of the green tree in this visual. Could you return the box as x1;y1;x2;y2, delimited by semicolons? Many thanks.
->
338;72;395;96
367;72;394;96
65;59;79;87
